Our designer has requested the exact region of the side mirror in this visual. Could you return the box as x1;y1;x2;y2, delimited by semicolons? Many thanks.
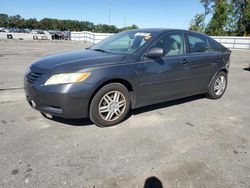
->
145;48;164;58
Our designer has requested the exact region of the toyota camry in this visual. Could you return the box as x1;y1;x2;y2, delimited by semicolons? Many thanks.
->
24;29;231;127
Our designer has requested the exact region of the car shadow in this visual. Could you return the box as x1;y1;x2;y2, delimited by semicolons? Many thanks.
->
46;94;204;126
49;116;93;126
129;94;204;116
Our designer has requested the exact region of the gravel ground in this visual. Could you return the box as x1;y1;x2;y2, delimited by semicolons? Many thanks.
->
0;40;250;188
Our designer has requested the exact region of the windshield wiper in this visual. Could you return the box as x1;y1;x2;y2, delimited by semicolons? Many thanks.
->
91;48;108;53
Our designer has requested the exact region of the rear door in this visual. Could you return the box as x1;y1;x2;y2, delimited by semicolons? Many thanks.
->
185;33;218;92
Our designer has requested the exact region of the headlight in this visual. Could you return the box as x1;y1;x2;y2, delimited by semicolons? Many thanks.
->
26;67;31;75
44;72;91;86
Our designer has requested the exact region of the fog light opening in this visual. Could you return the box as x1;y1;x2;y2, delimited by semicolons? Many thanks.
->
30;100;36;108
44;113;53;119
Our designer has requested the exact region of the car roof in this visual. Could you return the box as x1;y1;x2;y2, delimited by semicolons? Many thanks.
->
133;28;184;32
131;28;208;37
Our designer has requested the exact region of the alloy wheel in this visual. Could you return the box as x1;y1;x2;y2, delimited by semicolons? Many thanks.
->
98;91;127;121
214;75;226;96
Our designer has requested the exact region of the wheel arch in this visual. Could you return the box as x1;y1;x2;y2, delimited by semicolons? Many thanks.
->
220;68;228;74
87;78;135;116
208;68;228;88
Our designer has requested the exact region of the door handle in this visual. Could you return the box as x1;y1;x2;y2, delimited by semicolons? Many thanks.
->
216;55;221;61
180;59;189;65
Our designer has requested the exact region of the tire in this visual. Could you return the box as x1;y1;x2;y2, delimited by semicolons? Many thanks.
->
7;34;13;39
89;83;131;127
206;71;227;99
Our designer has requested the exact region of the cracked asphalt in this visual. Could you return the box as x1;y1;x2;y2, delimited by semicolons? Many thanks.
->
0;40;250;188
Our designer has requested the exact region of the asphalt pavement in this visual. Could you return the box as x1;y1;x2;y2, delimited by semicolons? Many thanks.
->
0;40;249;188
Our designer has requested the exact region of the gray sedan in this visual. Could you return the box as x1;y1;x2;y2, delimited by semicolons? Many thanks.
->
24;29;231;127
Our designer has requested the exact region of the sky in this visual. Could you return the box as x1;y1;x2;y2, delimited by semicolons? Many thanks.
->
0;0;205;29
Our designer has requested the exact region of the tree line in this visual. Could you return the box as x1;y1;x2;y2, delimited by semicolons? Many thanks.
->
189;0;250;36
0;13;138;33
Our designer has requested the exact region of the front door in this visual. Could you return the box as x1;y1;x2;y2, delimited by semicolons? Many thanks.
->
137;32;192;105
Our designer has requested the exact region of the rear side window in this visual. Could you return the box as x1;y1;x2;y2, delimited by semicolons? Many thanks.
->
187;34;209;53
208;38;225;52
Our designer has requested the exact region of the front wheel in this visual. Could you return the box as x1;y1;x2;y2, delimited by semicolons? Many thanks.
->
89;83;131;127
206;71;227;99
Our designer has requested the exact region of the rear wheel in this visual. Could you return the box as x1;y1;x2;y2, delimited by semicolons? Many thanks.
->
89;83;131;127
206;71;227;99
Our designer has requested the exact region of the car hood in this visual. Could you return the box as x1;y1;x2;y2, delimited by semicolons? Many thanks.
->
32;49;133;71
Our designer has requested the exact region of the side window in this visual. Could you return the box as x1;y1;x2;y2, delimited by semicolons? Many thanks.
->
188;34;209;53
151;33;184;56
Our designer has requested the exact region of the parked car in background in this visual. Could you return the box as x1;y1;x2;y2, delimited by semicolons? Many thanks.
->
0;27;69;40
24;29;231;127
49;31;69;40
2;28;10;32
31;30;45;34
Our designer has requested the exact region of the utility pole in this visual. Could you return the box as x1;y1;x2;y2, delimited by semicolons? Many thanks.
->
123;16;126;31
108;0;112;25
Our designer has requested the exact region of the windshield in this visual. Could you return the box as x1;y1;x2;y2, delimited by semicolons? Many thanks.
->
90;30;153;55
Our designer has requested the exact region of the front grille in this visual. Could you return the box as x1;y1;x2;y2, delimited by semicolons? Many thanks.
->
26;70;44;84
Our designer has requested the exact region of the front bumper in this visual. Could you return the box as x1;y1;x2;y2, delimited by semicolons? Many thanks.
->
24;80;95;119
